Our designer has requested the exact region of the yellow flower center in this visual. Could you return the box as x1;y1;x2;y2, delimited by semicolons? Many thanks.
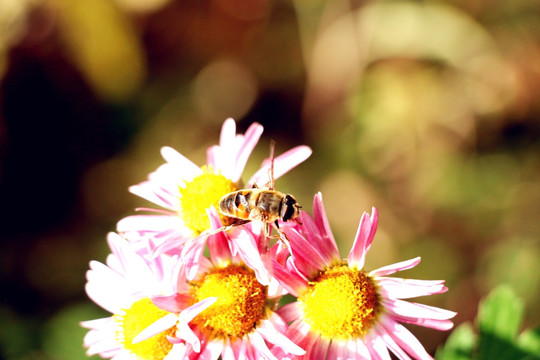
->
114;298;175;360
299;265;380;340
178;166;239;234
191;264;268;340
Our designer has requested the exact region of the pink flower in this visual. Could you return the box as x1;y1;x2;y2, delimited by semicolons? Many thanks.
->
117;118;311;261
145;214;305;360
82;233;215;359
272;193;456;360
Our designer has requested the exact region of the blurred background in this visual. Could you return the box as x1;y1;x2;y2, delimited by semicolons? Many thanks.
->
1;0;539;358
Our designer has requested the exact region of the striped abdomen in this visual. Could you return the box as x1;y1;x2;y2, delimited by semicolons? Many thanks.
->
219;189;282;222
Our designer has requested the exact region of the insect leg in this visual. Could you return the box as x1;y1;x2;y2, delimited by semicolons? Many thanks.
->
263;222;270;238
208;219;251;236
269;220;290;248
276;228;290;248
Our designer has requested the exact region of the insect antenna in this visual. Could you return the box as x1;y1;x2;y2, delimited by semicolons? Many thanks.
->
268;139;276;190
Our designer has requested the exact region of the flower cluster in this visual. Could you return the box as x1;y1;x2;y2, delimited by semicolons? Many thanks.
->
82;118;456;360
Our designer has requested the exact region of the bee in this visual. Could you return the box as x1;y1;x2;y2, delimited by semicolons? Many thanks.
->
218;188;301;227
217;141;302;241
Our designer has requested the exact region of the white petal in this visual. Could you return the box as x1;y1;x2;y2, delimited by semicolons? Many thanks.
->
249;331;278;360
160;146;201;177
117;215;184;234
382;299;457;321
258;317;306;356
382;319;432;360
132;313;178;344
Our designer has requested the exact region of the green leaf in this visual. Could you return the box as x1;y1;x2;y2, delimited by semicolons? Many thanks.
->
438;285;540;360
478;285;524;339
476;285;525;360
435;322;476;360
517;326;540;360
0;306;35;360
42;302;106;360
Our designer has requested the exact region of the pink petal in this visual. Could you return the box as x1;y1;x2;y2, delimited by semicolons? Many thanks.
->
174;323;201;353
206;208;232;264
284;195;340;268
221;339;236;360
377;278;448;299
228;338;245;360
327;339;371;360
370;257;422;277
249;331;278;360
286;256;309;282
258;316;306;356
374;325;412;360
277;302;301;323
364;333;392;360
383;299;457;321
392;315;455;331
248;145;312;187
271;320;315;360
152;237;188;258
151;293;192;313
267;309;288;334
348;207;378;269
326;341;344;360
268;239;290;266
245;338;259;360
231;122;264;182
311;193;340;260
181;234;209;280
308;336;330;360
271;260;308;297
287;226;329;278
129;182;177;210
133;207;178;215
206;145;219;171
116;214;183;234
106;232;129;264
177;325;203;356
382;319;433;360
354;339;372;359
225;225;271;286
197;340;223;360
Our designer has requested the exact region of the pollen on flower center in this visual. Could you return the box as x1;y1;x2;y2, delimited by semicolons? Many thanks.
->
114;298;175;360
191;264;267;340
178;166;239;234
299;265;380;340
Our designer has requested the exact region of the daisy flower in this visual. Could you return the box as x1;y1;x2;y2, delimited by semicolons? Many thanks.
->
81;232;214;359
142;210;306;360
272;193;456;360
117;118;311;251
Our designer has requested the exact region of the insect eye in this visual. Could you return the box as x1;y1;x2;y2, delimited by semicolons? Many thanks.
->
281;195;298;222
